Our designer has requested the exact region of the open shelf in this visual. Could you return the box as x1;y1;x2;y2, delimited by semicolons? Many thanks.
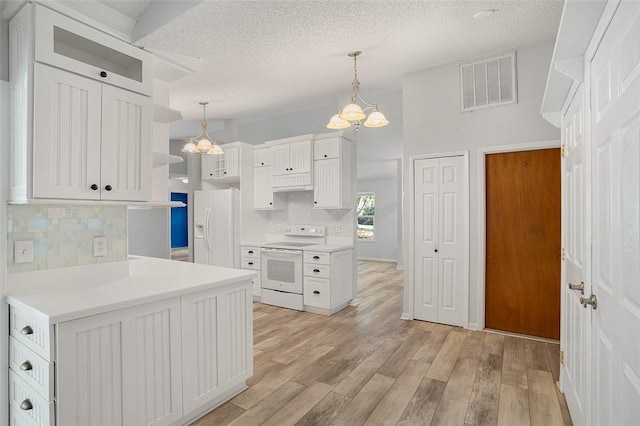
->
153;152;183;167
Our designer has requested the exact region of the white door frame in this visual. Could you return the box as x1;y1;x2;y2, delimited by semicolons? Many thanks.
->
405;150;469;327
476;140;561;331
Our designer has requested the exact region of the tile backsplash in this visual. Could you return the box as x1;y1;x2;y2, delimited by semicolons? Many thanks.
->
7;204;127;273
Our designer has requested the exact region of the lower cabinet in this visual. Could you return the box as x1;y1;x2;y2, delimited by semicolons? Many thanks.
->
9;280;253;426
303;249;353;314
241;245;262;299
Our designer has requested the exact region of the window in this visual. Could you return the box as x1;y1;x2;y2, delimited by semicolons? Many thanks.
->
356;193;375;240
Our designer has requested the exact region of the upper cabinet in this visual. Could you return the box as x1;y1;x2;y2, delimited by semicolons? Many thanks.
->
202;145;240;180
34;5;153;96
313;136;353;209
9;4;153;203
267;135;313;191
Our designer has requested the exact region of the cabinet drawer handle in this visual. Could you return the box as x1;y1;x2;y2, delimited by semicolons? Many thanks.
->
248;262;254;265
269;202;273;205
20;325;33;335
248;250;254;254
90;184;99;190
20;399;32;411
100;71;108;78
313;269;320;273
105;185;113;191
313;256;320;260
313;290;320;294
261;162;264;165
20;361;33;371
324;154;327;158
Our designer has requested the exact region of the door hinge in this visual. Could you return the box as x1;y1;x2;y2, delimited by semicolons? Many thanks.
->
562;248;565;261
560;350;565;365
561;144;566;157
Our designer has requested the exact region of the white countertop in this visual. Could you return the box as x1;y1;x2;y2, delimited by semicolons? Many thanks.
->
7;257;256;324
303;244;353;253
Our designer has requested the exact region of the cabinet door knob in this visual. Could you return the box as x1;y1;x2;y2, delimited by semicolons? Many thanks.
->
313;269;320;273
313;290;320;294
100;71;108;78
248;250;254;254
269;202;273;205
261;162;264;165
324;154;327;158
20;361;33;371
105;185;112;191
20;399;32;411
248;262;254;265
434;249;438;253
20;325;33;335
224;171;227;174
314;201;317;204
313;256;320;259
90;184;99;190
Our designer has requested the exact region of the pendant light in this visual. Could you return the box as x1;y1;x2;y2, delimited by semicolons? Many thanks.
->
181;102;224;155
327;51;389;131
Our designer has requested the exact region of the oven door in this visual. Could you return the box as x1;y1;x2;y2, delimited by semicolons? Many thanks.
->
261;248;303;294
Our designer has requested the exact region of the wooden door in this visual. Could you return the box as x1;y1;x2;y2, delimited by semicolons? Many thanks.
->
414;156;467;327
561;84;589;425
32;63;102;200
485;148;561;339
100;84;152;202
590;2;640;423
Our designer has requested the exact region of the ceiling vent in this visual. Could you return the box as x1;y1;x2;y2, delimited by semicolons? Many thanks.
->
460;52;517;112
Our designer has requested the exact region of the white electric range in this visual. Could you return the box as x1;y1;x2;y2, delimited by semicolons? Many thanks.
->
260;225;326;310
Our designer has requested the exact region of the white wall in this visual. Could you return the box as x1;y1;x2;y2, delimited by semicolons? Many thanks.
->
356;170;402;265
402;41;560;326
0;78;10;426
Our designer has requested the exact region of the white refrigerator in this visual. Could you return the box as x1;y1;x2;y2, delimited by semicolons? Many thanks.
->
193;189;241;268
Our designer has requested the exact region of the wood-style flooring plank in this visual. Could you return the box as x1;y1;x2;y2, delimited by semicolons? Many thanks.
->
191;402;245;426
525;340;551;372
502;336;528;389
377;329;429;378
463;353;503;426
426;330;468;381
262;381;333;426
397;376;447;425
527;368;565;426
413;324;452;363
363;360;431;425
227;381;305;426
430;355;481;426
497;384;531;426
294;391;351;426
332;373;395;426
545;342;561;382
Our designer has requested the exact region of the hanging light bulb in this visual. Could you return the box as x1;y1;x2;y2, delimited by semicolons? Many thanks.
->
327;51;389;131
182;102;224;155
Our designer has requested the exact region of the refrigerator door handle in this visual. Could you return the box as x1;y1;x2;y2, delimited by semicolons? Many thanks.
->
204;207;210;251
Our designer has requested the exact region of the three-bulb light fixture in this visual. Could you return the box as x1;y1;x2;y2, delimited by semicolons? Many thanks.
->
181;101;224;155
327;51;389;131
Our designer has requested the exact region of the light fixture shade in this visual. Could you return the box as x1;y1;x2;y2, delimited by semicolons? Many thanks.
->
196;136;213;151
326;114;351;129
181;140;198;153
207;144;224;155
364;110;389;128
339;102;366;121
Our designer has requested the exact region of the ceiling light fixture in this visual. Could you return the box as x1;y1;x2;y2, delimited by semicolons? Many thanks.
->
327;51;389;131
181;102;224;155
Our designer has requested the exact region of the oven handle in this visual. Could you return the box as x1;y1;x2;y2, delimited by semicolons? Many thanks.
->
261;248;302;255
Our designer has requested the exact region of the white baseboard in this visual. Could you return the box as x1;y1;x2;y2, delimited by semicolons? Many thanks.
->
467;322;480;331
400;312;412;320
357;257;398;263
396;265;404;270
349;299;360;307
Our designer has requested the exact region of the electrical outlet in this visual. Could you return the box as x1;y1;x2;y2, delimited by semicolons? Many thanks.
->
276;223;282;232
335;225;342;233
93;236;107;257
14;240;34;264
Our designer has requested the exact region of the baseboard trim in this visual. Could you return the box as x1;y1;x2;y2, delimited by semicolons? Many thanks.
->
467;322;480;331
400;312;412;320
484;328;560;344
357;257;398;263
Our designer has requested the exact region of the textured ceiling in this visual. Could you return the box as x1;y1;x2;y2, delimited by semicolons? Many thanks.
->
136;0;563;124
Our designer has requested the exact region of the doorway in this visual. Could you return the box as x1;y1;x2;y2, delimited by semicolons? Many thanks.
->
484;148;561;339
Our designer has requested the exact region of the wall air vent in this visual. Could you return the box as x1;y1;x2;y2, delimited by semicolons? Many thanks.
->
460;52;517;112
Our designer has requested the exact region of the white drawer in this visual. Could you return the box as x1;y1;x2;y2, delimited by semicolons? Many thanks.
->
9;337;53;400
241;246;260;259
10;307;53;361
304;263;330;279
9;371;54;426
304;251;330;265
304;277;331;309
241;257;261;270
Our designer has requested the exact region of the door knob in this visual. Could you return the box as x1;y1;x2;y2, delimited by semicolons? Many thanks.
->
20;361;33;371
568;281;584;294
580;294;597;310
20;325;33;335
20;399;32;411
99;71;107;78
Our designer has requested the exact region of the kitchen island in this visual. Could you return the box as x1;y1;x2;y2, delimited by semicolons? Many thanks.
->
7;257;255;426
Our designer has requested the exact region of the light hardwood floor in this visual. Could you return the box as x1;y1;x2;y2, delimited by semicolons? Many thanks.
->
193;261;572;426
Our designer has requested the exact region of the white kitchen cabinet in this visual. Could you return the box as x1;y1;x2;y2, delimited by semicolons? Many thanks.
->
9;4;153;203
268;136;313;191
313;136;352;209
253;146;272;167
253;166;276;210
56;298;183;426
181;283;253;412
303;248;353;314
241;245;262;298
202;146;240;180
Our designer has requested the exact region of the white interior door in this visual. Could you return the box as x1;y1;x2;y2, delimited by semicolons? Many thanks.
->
414;156;467;327
590;2;640;424
561;84;589;426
